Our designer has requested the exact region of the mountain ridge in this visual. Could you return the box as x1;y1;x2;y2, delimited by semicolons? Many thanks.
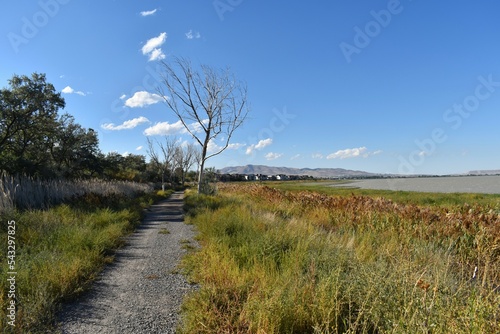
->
218;164;381;178
467;169;500;175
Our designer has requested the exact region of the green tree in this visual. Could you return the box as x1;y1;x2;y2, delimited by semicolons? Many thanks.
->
50;114;101;178
0;73;65;176
100;152;147;181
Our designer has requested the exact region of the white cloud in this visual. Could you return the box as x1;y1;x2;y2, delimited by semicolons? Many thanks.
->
255;138;272;149
143;118;209;136
61;86;73;93
312;153;324;159
62;85;86;96
148;48;166;61
290;154;301;160
207;140;220;153
101;117;150;131
327;147;367;160
265;152;283;160
142;32;167;61
125;91;163;108
246;138;273;155
326;147;382;160
185;30;201;39
187;119;209;133
143;120;187;136
140;9;157;17
207;140;245;154
119;94;127;100
136;146;143;151
227;142;245;150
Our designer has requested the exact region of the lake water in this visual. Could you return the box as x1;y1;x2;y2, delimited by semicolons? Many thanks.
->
333;176;500;194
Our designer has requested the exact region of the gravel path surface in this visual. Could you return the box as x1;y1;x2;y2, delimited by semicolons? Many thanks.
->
57;191;196;333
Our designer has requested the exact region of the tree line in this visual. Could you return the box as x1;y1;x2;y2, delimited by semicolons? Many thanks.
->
0;73;198;185
2;58;249;193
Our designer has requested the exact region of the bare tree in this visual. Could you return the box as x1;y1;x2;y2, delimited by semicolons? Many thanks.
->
147;138;167;191
158;57;249;193
174;142;199;186
147;137;179;190
159;136;179;185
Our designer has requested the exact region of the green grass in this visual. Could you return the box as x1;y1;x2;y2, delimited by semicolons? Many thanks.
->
159;228;171;234
178;184;499;333
0;188;173;333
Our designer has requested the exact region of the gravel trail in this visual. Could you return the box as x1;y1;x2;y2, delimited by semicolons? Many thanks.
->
57;191;196;333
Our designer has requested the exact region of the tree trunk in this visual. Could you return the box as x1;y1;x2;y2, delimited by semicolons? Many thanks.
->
197;158;205;194
197;129;210;194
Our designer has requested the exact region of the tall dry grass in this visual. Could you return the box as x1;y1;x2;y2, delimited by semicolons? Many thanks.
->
179;184;500;333
0;173;167;332
0;174;153;211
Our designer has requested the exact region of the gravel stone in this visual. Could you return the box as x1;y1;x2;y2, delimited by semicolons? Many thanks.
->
57;191;197;333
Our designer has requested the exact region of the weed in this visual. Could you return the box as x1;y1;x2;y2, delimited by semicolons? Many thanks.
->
158;228;171;235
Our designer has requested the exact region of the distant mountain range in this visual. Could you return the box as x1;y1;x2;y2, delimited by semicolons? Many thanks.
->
218;164;382;179
467;169;500;175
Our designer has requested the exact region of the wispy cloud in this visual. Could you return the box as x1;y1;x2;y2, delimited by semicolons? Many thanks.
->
207;140;221;153
124;91;163;108
185;30;201;39
327;147;382;160
62;86;86;96
101;117;150;131
312;153;324;159
136;146;143;151
140;9;157;17
265;152;283;160
142;32;167;61
148;48;165;61
290;154;301;160
208;141;245;154
227;142;245;150
246;138;273;155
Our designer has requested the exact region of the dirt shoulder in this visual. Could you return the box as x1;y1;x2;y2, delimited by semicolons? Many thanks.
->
57;191;196;334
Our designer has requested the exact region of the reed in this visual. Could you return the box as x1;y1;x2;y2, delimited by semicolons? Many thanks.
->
0;174;153;211
178;184;499;333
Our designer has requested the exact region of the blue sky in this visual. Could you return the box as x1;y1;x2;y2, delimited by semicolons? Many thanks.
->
1;0;500;175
